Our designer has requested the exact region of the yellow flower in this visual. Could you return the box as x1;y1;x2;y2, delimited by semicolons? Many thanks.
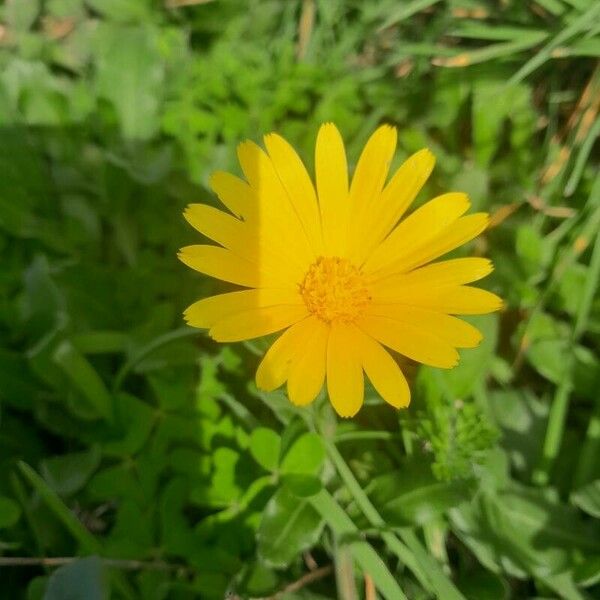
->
179;124;502;417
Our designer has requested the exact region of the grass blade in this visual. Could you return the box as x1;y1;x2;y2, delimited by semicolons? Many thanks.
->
323;438;466;600
310;490;408;600
18;462;101;554
378;0;442;31
510;4;600;82
433;34;547;67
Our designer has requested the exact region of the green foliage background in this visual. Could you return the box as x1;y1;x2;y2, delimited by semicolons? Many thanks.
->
1;0;600;598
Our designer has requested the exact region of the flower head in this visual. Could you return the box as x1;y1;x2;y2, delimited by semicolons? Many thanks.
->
179;123;502;417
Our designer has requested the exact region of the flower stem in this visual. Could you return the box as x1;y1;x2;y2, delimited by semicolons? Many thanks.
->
309;489;407;600
322;438;466;600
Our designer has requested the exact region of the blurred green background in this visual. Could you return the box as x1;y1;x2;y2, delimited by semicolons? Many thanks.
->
1;0;600;598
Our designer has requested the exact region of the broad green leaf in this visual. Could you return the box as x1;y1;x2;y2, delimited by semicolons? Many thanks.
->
574;555;600;588
5;0;39;32
369;461;471;526
442;314;498;398
257;487;323;568
104;500;153;559
43;557;107;600
280;432;325;497
525;312;570;383
451;484;600;578
41;446;102;497
240;561;279;597
472;81;533;166
93;24;164;140
85;0;151;21
488;390;547;477
53;341;113;421
571;480;600;518
525;312;600;397
102;393;155;457
450;164;488;211
280;432;325;476
516;225;552;276
249;428;281;472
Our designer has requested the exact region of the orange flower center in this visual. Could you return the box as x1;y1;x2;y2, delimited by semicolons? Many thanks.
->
300;257;371;324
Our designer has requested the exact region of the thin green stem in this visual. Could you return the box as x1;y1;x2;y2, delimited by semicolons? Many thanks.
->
322;438;466;600
334;540;359;600
533;180;600;485
532;379;574;486
573;402;600;489
310;490;408;600
334;431;399;443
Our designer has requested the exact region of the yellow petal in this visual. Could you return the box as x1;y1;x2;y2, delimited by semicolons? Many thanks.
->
390;213;490;275
209;304;308;342
358;314;459;368
209;171;255;220
183;203;246;249
372;258;493;298
348;125;396;253
367;305;483;348
178;245;267;287
327;323;364;417
264;133;323;254
256;317;316;391
363;193;471;276
182;205;306;284
315;123;349;255
287;319;329;406
396;286;503;315
237;140;314;268
352;149;435;264
353;326;410;408
183;288;303;329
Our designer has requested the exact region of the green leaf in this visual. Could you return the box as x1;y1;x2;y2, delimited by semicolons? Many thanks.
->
53;341;113;421
85;0;151;21
310;490;408;600
249;428;281;472
442;314;498;398
102;393;155;457
40;446;102;497
93;24;164;140
280;432;325;476
280;432;325;497
369;461;471;526
18;462;101;553
5;0;40;32
572;480;600;518
574;555;600;588
43;557;107;600
451;484;600;578
0;496;21;528
472;81;533;167
488;390;548;478
516;225;552;276
257;487;323;569
525;313;570;383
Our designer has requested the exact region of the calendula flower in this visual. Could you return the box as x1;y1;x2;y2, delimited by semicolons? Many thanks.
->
179;124;502;417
